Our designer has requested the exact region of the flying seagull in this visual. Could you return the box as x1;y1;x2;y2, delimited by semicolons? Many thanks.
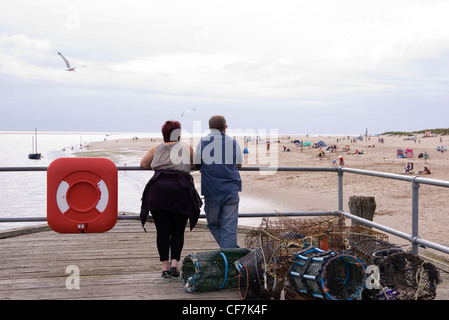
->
181;107;197;117
58;52;86;71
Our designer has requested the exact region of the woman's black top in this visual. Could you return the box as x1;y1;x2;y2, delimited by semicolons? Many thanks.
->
140;169;202;231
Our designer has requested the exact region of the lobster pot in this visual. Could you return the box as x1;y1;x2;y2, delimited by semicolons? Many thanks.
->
375;252;441;300
289;247;366;300
371;247;405;265
182;248;250;293
244;215;343;250
350;239;403;265
235;246;273;299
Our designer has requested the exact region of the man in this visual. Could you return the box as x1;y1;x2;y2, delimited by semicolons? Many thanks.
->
195;115;243;248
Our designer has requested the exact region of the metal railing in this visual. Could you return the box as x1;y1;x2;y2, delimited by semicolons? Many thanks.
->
1;165;449;256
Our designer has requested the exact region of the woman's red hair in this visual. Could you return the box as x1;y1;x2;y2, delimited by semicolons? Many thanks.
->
161;120;181;142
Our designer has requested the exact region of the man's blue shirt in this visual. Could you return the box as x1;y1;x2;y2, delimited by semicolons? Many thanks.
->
195;130;243;196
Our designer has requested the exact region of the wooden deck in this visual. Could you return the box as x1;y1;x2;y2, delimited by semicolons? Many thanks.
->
1;219;448;300
0;219;249;300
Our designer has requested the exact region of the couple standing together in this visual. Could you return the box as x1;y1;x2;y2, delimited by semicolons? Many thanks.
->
140;115;243;278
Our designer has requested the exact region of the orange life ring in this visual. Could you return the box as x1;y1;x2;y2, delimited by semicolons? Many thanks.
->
47;157;117;233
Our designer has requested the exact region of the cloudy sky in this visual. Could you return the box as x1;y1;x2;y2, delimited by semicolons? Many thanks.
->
1;0;449;135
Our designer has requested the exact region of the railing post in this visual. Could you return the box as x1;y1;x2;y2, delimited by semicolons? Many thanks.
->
411;178;420;254
338;167;344;212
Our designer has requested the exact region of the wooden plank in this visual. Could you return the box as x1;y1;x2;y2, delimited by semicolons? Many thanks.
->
0;220;246;300
0;273;241;300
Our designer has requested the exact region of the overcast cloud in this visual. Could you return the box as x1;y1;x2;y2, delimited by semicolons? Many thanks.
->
1;0;449;134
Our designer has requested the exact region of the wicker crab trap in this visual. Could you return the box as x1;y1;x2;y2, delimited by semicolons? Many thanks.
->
345;238;441;300
234;215;442;300
238;215;349;299
244;215;344;251
235;246;272;299
375;251;441;300
240;216;342;299
363;249;441;300
288;246;366;300
181;248;250;293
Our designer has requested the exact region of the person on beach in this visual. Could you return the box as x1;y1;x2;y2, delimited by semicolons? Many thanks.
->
195;115;243;249
140;120;202;279
403;162;414;174
416;166;431;175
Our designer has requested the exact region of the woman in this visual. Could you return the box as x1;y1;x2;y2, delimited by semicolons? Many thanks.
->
140;120;202;279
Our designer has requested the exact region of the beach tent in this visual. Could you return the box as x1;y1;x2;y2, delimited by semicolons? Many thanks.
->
302;142;311;147
397;149;413;158
317;141;327;147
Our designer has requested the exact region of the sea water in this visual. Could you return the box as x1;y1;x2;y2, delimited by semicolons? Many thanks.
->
0;131;158;231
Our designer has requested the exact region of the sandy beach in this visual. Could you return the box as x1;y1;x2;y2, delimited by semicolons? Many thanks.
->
81;132;449;249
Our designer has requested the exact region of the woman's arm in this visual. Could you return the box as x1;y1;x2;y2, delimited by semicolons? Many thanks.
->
140;145;157;169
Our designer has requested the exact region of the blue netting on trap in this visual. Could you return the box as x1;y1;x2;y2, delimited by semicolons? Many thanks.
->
289;246;366;300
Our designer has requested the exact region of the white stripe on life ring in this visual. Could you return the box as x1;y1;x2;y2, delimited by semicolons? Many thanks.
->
56;180;70;214
96;179;109;212
56;179;109;214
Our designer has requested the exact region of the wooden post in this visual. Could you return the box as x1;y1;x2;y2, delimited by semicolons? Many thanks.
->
348;196;376;228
